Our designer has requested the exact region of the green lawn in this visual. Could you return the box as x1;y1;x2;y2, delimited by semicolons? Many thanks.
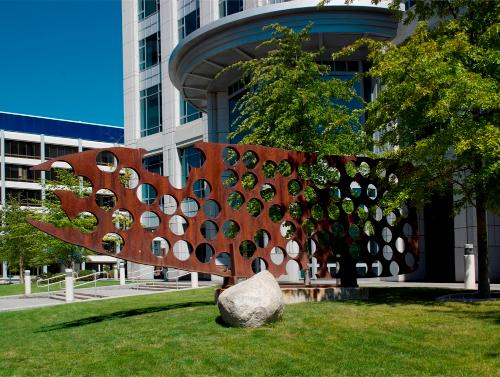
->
0;280;120;296
0;287;499;377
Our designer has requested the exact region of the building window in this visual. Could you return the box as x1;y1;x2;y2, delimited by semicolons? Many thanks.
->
180;96;202;125
5;189;41;206
143;154;163;175
5;164;41;182
138;0;159;20
180;147;205;184
404;0;416;11
140;84;162;137
139;32;161;71
4;140;41;159
219;0;243;18
178;0;200;40
45;144;78;159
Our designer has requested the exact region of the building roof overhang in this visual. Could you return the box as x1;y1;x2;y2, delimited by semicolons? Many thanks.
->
169;1;398;112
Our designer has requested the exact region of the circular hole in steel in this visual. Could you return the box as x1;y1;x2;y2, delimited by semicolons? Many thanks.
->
151;237;169;257
222;220;240;239
96;151;118;173
160;195;177;215
195;243;214;264
169;215;188;236
112;209;133;231
119;167;139;189
200;220;218;240
203;200;221;218
102;233;123;254
181;197;199;217
193;179;211;199
140;211;160;231
137;183;157;204
239;240;256;259
173;240;193;261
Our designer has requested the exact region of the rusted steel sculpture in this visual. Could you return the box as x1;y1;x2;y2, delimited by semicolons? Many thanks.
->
29;142;419;281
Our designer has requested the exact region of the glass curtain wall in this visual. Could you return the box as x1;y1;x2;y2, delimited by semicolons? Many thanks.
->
178;0;200;40
219;0;243;18
138;0;159;20
180;96;202;125
140;84;162;137
139;32;161;71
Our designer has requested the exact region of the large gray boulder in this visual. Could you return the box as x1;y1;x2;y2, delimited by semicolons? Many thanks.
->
217;270;285;328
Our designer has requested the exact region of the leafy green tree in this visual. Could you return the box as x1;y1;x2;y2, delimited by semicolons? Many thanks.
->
36;168;97;268
0;197;52;282
224;23;369;156
337;0;499;297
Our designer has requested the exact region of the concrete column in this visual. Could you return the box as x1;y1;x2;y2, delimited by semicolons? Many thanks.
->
24;270;31;295
65;269;74;302
119;262;126;285
464;244;476;290
113;265;118;280
2;261;7;279
81;261;86;270
191;272;199;288
311;258;318;280
42;265;47;274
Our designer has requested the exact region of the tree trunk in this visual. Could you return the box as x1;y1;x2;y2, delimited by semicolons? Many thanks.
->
19;255;24;285
340;257;358;287
475;198;490;298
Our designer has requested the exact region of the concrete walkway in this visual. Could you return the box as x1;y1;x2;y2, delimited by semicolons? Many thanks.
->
0;280;498;312
0;282;218;312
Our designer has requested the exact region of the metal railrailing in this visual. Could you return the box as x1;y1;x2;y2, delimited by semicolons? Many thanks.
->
36;272;77;294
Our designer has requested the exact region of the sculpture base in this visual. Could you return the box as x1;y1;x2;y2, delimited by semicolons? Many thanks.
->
281;286;368;304
215;284;368;304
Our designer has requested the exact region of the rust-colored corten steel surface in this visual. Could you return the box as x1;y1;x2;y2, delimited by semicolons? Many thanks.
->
29;142;419;280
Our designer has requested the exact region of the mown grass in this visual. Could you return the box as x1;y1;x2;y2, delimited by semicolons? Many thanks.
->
0;280;120;297
0;287;499;377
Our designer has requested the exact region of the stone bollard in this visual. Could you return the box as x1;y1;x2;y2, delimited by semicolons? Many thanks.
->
191;272;199;288
119;262;126;285
24;270;31;296
464;244;476;290
65;269;74;302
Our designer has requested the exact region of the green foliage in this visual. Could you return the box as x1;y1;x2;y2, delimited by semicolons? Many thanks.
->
246;199;263;217
241;172;257;191
336;1;500;214
0;198;53;278
262;161;277;178
303;186;317;203
222;24;369;156
289;202;303;220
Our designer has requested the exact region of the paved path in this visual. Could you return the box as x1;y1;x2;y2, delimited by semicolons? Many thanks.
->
0;283;217;312
1;280;498;312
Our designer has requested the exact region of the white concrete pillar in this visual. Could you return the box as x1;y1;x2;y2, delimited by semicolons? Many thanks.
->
191;272;199;288
119;262;126;285
113;265;118;280
81;261;86;270
65;268;74;302
2;261;7;279
42;265;48;274
311;258;318;280
464;244;476;290
24;270;31;295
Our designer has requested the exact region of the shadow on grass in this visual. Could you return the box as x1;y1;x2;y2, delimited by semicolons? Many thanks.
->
36;300;213;332
215;315;231;328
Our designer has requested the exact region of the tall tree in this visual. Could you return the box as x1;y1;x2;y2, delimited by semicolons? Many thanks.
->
223;24;370;286
224;23;369;156
337;0;499;297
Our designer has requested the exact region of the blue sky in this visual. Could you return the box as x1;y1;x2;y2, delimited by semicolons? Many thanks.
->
0;0;123;126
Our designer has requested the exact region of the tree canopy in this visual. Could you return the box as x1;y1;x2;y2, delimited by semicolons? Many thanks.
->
224;23;369;156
